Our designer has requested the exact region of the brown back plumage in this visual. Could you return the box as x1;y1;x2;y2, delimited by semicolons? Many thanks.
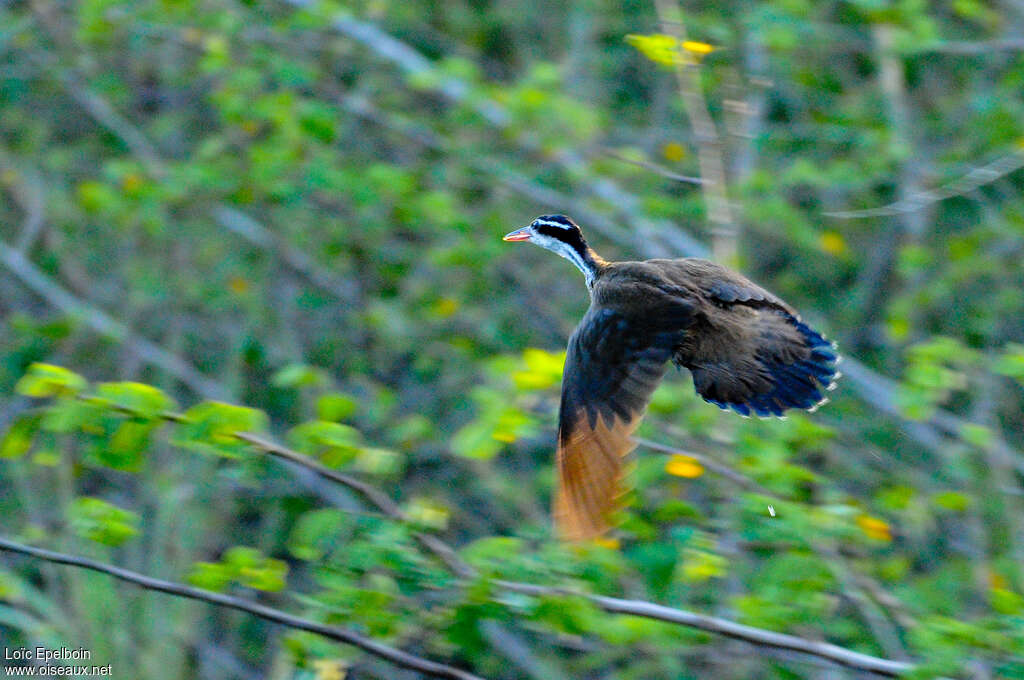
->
554;259;839;539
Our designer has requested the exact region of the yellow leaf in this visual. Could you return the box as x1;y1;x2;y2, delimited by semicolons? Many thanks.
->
665;454;704;478
593;537;620;550
681;40;714;54
121;172;143;194
626;33;689;67
856;514;892;542
661;142;687;162
626;34;715;66
432;296;459;318
313;659;347;680
819;231;848;256
228;276;249;294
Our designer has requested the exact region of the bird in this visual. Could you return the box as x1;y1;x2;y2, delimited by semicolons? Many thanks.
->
503;215;840;541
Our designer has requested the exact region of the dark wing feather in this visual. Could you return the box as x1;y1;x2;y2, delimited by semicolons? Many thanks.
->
673;265;839;417
555;306;684;540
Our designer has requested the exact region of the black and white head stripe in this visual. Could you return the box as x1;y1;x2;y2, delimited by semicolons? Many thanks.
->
532;215;579;231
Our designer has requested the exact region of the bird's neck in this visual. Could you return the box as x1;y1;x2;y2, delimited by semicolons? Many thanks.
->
550;239;607;288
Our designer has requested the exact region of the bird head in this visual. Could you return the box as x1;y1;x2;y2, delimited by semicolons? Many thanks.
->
503;215;588;261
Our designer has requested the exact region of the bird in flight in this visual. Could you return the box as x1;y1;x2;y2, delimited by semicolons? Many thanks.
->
504;215;839;540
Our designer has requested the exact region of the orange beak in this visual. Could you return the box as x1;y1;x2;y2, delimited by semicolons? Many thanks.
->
503;227;532;242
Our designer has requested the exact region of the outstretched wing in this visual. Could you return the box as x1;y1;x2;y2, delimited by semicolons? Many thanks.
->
555;305;685;540
672;263;840;417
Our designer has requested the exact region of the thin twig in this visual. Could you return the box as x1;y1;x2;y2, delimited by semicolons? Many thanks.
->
0;149;46;252
633;437;775;496
232;432;472;578
0;537;484;680
598;148;707;185
825;148;1024;219
908;39;1024;55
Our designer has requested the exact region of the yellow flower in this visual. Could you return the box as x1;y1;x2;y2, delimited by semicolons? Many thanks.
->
228;276;249;295
665;454;704;478
662;142;687;162
432;296;458;318
121;172;143;194
819;231;848;256
857;515;892;542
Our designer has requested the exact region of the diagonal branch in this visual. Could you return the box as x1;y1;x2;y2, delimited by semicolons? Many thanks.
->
825;148;1024;219
317;8;709;259
227;425;913;675
37;395;915;675
50;64;358;305
0;238;227;400
0;537;484;680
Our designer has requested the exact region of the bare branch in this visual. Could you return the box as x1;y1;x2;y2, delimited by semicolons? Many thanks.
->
598;148;707;185
0;238;228;399
0;149;47;252
826;148;1024;219
909;39;1024;55
0;537;485;680
495;581;913;676
653;0;738;263
228;425;914;675
48;64;359;305
633;437;775;496
38;394;916;675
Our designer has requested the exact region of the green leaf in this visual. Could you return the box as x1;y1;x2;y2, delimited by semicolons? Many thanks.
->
93;382;176;418
993;343;1024;382
316;393;358;422
272;363;329;389
68;497;140;547
173;402;268;458
0;413;41;459
933;491;970;512
187;562;234;592
288;509;347;561
15;364;87;398
354;447;403;476
404;497;450;530
40;399;103;434
288;420;362;467
451;420;502;460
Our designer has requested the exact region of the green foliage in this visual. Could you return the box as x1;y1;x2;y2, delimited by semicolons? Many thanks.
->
188;547;288;593
173;401;267;458
2;0;1024;676
15;363;87;398
68;497;140;547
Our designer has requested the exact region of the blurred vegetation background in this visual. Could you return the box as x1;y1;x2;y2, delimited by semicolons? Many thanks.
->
2;0;1024;677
